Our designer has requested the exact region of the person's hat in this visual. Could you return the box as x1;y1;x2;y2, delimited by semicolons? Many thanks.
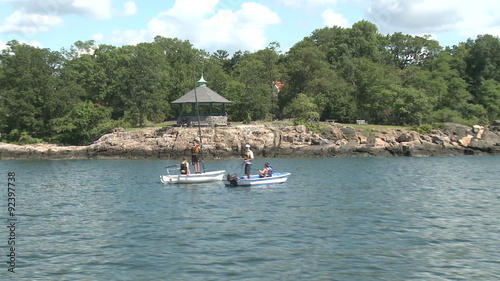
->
245;144;250;148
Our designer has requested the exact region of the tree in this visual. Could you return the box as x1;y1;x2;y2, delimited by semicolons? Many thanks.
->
51;101;117;145
212;49;229;61
387;32;441;69
0;41;69;139
282;44;336;110
223;80;247;121
465;34;500;113
319;79;357;123
391;85;433;125
154;36;197;102
122;43;169;126
348;20;386;62
283;93;319;121
232;57;272;121
351;58;399;123
476;79;500;120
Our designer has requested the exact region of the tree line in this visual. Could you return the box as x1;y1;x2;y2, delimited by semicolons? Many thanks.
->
1;20;499;145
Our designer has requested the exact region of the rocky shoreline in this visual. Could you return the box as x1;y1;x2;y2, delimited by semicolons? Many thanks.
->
1;122;499;160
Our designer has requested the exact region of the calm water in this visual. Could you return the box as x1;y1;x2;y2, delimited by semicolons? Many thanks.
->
0;156;499;280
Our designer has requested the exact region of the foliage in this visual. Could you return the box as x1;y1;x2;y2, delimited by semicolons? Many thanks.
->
1;22;499;145
292;120;331;133
51;101;119;145
283;93;320;121
409;124;433;134
3;129;44;144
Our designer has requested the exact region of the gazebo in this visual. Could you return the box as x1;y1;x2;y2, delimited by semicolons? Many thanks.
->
171;76;232;127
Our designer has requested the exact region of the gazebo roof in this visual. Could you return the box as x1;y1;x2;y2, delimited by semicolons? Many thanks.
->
171;76;232;104
171;85;232;104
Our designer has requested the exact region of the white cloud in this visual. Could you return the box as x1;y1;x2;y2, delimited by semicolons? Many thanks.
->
281;0;339;6
123;1;137;16
0;0;131;43
5;0;114;19
0;41;7;51
109;29;149;46
0;10;63;37
116;0;281;53
92;33;104;41
197;2;281;51
28;40;43;49
72;0;113;19
165;0;218;19
322;9;349;28
366;0;500;42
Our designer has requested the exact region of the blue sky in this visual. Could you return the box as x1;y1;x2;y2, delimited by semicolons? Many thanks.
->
1;0;499;54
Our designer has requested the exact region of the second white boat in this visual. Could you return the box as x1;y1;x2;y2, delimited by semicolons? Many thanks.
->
224;172;291;187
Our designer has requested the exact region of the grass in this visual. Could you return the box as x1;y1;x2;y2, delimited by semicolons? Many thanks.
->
122;120;408;132
124;121;176;132
346;123;408;131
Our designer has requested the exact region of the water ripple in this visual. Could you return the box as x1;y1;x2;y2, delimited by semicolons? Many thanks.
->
0;156;498;280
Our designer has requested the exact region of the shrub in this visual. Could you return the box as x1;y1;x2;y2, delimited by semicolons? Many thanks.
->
410;124;433;134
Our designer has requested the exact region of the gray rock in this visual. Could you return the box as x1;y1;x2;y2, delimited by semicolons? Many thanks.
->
1;123;499;159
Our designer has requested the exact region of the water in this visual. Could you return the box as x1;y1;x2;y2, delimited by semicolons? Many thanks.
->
1;156;499;280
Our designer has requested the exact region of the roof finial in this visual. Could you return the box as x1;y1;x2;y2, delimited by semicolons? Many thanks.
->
197;74;207;87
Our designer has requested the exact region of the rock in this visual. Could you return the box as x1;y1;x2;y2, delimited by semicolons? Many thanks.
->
442;123;472;141
458;135;473;146
473;125;485;138
339;126;357;139
490;120;500;131
1;122;499;159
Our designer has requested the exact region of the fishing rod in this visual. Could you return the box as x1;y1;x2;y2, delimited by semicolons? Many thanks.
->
193;70;206;174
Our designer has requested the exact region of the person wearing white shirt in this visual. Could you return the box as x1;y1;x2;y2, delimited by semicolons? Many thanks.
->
243;144;254;179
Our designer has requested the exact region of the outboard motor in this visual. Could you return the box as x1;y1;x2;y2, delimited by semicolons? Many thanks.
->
227;173;238;187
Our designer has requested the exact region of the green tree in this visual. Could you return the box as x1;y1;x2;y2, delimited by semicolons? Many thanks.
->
51;101;117;145
0;41;70;139
319;79;357;123
283;93;320;121
387;32;441;69
154;36;197;102
281;43;336;118
465;34;500;116
351;58;399;123
122;43;169;126
62;47;103;102
476;79;500;120
391;85;433;125
348;20;387;61
223;80;247;121
232;57;272;121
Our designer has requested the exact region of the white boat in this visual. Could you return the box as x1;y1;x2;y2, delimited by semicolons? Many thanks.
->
224;172;291;187
160;166;226;184
161;76;227;185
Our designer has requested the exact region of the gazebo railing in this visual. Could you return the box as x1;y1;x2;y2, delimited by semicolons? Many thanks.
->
177;115;228;127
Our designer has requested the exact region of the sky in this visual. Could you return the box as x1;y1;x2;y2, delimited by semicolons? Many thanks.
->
1;0;500;54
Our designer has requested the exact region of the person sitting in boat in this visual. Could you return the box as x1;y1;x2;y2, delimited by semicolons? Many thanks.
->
180;157;190;175
259;162;273;178
191;139;201;174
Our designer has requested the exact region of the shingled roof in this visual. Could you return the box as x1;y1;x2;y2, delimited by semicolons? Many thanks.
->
171;77;232;104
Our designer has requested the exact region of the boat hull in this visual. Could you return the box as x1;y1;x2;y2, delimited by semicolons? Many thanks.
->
160;170;226;184
224;172;291;187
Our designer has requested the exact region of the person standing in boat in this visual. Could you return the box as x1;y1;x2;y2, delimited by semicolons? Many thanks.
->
180;157;190;175
191;139;201;174
244;144;254;179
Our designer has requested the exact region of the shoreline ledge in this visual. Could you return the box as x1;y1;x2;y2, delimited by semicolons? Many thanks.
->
1;122;499;160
